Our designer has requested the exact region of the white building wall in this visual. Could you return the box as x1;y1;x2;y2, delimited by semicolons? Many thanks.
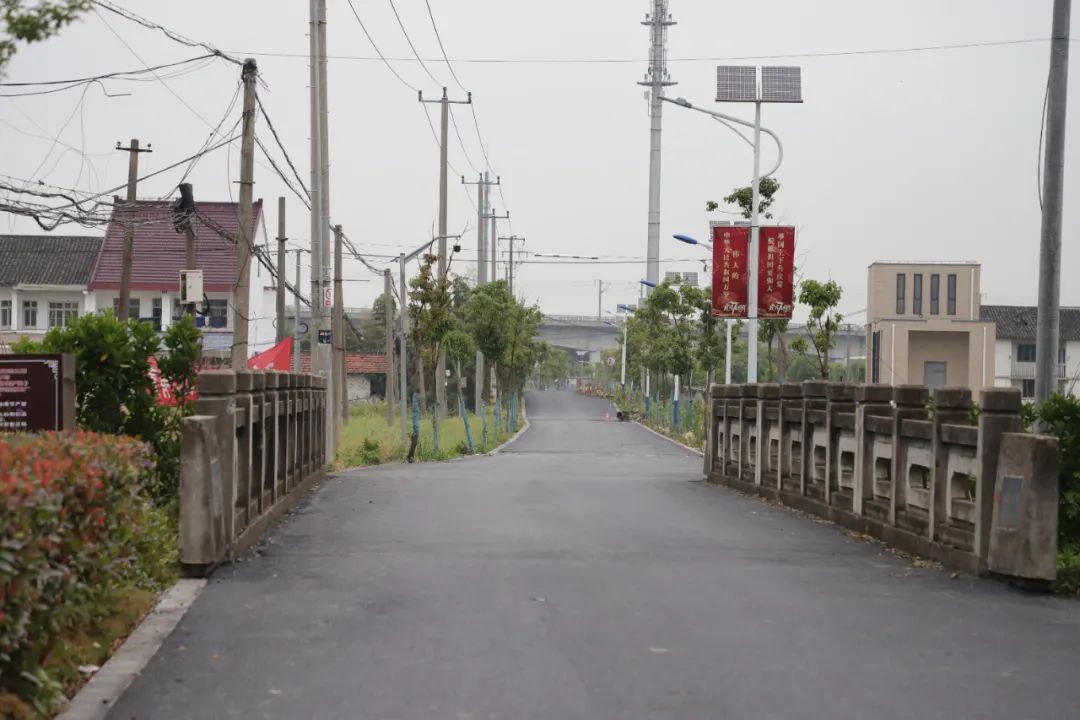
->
2;287;87;336
1065;340;1080;397
993;338;1012;388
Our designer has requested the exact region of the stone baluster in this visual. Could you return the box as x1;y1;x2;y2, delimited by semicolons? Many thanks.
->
853;384;894;516
890;385;929;526
929;387;972;541
755;384;780;488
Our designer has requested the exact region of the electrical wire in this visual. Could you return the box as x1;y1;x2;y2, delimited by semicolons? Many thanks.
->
0;54;217;96
91;0;242;65
232;37;1059;64
422;0;467;92
257;98;311;200
385;0;442;88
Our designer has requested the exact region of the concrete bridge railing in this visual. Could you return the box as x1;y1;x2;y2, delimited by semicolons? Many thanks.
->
705;382;1060;583
179;370;328;576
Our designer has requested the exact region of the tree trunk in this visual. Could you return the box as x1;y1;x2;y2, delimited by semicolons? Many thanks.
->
417;352;427;413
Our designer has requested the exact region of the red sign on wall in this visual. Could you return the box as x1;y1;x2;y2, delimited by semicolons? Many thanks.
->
711;225;750;318
758;226;796;319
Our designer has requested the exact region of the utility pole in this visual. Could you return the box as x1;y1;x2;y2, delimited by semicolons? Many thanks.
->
175;182;197;316
463;172;499;411
115;138;152;321
333;224;345;445
499;236;525;297
638;0;676;291
293;249;303;372
1035;0;1072;407
420;88;471;428
276;197;287;343
487;208;510;283
596;280;608;321
308;0;322;377
317;0;335;458
231;58;258;369
384;269;395;426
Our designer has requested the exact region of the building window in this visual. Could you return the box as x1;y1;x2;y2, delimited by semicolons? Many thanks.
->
1059;345;1067;364
895;273;906;315
1022;379;1035;399
207;299;228;329
48;302;78;328
1016;343;1037;363
112;297;141;320
947;274;957;315
152;298;163;331
913;274;923;316
22;300;37;328
0;300;10;329
930;274;940;315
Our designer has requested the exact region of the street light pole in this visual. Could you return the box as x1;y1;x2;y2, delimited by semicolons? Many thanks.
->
747;101;763;383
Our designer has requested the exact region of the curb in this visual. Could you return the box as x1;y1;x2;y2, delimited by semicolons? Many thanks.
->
487;397;531;455
57;579;207;720
611;400;705;457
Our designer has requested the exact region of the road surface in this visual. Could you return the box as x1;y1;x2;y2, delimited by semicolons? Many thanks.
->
110;390;1080;719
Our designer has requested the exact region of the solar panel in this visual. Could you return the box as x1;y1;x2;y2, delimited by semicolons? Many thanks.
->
715;66;757;102
761;66;803;103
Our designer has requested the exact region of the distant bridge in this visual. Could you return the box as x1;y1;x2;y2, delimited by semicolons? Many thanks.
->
539;315;867;366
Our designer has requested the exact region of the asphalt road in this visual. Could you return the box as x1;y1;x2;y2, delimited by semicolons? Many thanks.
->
110;390;1080;720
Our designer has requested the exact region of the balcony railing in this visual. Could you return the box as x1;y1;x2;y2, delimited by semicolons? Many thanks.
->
1011;361;1066;379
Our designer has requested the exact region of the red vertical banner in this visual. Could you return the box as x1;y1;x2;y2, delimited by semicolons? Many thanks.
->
711;225;750;318
758;226;796;319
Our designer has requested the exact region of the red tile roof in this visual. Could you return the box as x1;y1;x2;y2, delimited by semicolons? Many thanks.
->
88;199;263;292
299;352;388;375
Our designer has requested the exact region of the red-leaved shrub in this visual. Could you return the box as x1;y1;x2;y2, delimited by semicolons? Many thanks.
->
0;432;152;688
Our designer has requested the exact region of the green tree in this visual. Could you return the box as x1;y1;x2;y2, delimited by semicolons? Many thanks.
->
532;342;572;389
790;279;843;379
1;0;90;73
707;178;782;219
758;318;789;382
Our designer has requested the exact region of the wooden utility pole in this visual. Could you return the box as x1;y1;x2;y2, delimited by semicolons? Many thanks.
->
116;138;152;321
175;182;197;316
384;269;395;426
293;248;304;372
276;197;287;343
333;224;345;445
231;58;258;369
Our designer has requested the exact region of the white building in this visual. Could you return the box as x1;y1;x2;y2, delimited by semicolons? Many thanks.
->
0;235;103;344
981;305;1080;401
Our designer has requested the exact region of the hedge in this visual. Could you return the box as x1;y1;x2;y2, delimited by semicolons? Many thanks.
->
0;432;162;707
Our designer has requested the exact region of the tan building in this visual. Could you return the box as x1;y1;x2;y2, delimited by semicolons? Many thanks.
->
866;262;995;390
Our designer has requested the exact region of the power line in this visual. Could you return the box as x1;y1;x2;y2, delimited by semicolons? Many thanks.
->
232;37;1065;64
0;54;218;97
422;0;467;92
344;0;418;93
91;0;242;65
385;0;442;88
257;98;311;200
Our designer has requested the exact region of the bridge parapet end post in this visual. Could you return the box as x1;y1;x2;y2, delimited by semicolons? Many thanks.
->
975;388;1023;571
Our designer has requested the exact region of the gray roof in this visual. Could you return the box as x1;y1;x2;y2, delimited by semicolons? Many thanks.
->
980;304;1080;341
0;235;103;287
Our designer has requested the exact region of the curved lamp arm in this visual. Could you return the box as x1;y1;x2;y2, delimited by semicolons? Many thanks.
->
662;95;784;179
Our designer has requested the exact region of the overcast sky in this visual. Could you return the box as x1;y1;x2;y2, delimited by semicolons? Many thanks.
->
2;0;1077;323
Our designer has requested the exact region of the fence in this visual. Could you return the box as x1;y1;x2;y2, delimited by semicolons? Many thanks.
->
179;369;328;576
705;382;1060;582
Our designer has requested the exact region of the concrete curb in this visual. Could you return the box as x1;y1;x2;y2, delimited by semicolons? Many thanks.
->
487;397;531;455
57;579;206;720
610;401;704;457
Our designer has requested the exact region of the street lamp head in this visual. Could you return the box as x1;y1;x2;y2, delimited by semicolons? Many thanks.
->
673;233;700;246
640;279;657;288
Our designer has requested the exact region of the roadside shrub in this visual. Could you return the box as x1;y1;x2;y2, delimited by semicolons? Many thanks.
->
1057;546;1080;596
1031;394;1080;549
13;313;201;505
0;432;160;709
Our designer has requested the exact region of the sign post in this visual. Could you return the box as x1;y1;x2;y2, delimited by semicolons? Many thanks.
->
0;354;76;431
